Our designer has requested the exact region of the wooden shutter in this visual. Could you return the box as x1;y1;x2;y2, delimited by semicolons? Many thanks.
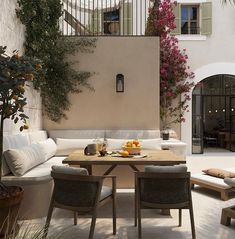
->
201;2;212;35
171;3;181;35
123;2;133;35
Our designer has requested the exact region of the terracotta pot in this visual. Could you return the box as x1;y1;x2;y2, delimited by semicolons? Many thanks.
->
0;186;24;238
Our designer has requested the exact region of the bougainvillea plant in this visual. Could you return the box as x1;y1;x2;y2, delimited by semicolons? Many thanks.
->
0;46;42;180
146;0;195;130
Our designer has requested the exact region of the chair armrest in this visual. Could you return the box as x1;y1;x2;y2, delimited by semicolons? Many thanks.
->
103;175;116;192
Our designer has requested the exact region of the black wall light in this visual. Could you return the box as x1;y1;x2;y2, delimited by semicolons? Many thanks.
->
116;74;124;93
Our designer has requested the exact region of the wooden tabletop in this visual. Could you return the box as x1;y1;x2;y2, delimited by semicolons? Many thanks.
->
63;150;186;166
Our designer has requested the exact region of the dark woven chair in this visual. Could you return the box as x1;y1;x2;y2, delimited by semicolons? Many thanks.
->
134;170;196;239
43;166;116;239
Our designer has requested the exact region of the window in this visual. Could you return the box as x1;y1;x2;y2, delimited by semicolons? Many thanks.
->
103;9;120;35
181;5;199;34
172;1;212;36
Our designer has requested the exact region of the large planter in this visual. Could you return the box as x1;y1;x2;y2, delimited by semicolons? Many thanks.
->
0;186;24;238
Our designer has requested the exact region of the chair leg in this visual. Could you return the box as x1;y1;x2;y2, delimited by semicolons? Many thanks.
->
89;212;97;239
137;207;142;239
134;191;137;227
189;206;196;239
112;195;117;235
43;204;54;238
74;211;77;225
179;209;182;227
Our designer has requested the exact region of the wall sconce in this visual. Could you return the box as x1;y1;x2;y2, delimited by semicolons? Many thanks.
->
116;74;124;93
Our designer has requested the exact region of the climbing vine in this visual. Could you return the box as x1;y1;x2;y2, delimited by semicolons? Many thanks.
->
16;0;96;122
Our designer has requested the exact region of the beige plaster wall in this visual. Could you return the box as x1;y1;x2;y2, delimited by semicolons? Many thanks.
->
44;37;160;130
0;0;42;133
43;37;159;188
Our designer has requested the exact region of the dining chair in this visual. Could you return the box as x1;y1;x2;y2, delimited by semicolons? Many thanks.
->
134;165;196;239
43;166;116;239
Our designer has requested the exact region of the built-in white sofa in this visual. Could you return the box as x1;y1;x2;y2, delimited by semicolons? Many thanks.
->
2;129;187;219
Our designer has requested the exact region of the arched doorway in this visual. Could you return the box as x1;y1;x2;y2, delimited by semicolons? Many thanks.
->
192;74;235;154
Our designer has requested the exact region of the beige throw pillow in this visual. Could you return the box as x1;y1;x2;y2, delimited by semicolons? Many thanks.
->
4;143;46;176
202;168;235;179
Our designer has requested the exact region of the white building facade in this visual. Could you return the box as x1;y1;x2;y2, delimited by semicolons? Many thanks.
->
176;0;235;154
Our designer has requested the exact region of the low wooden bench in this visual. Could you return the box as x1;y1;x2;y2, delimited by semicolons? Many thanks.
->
221;206;235;226
190;171;235;201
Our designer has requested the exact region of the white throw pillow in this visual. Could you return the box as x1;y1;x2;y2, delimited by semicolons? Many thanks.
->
4;143;46;176
56;138;95;156
139;138;162;150
2;134;30;176
106;138;127;151
37;138;57;160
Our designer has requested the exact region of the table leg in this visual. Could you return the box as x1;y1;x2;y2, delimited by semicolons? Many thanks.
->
103;165;117;175
129;165;140;172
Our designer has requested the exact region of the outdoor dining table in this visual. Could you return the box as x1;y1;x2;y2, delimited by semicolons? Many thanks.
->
63;149;186;175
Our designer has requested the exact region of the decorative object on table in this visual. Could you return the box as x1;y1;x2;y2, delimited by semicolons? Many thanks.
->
0;46;42;237
84;144;97;156
122;140;141;155
162;129;170;140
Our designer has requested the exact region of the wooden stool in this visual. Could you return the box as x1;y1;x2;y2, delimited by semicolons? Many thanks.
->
221;205;235;226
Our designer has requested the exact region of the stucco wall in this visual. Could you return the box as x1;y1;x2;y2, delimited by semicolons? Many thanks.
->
0;0;42;133
177;0;235;153
44;37;160;130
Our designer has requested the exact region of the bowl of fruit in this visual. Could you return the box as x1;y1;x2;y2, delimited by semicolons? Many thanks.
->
122;140;141;155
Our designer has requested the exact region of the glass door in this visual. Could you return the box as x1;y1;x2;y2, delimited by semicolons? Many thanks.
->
192;94;203;153
230;97;235;151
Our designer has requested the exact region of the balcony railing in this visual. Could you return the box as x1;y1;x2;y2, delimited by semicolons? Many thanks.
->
61;0;153;36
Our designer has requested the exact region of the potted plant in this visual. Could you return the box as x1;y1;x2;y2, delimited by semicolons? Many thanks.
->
0;46;42;237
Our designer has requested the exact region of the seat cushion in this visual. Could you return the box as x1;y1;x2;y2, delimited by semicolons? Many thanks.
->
191;173;231;189
100;186;112;201
51;165;88;175
224;178;235;187
145;165;187;173
2;157;65;185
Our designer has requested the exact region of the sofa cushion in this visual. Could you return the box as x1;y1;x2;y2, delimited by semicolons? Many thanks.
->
49;130;105;140
106;138;126;150
2;134;30;176
4;143;46;176
52;165;88;175
141;138;161;150
28;131;48;144
2;156;65;185
202;168;235;179
56;138;95;156
38;138;57;160
105;130;160;139
145;165;187;173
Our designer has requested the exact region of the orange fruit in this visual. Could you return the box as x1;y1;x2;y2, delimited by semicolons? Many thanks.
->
133;139;139;145
120;151;129;157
